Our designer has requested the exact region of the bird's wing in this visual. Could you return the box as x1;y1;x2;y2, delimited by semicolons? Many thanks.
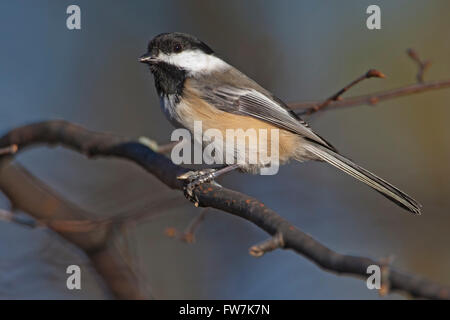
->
191;72;335;151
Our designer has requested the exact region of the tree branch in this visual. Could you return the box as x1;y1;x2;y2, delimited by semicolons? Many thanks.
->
297;69;385;116
0;160;148;299
1;120;449;299
289;49;449;114
290;79;450;113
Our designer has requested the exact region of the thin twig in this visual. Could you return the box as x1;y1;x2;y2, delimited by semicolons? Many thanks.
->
164;209;209;243
181;208;209;244
138;137;178;155
290;49;446;114
298;69;385;116
157;141;178;154
249;232;284;257
407;48;431;83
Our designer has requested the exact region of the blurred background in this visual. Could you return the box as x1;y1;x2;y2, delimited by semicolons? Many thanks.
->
0;0;449;299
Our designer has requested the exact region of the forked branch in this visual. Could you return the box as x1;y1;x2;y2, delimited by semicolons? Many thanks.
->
290;49;449;114
1;120;449;299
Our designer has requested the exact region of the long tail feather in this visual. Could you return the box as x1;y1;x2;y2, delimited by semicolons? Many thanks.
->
303;143;422;215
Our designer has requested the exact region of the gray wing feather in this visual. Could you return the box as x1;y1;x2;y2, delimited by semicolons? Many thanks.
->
198;82;334;150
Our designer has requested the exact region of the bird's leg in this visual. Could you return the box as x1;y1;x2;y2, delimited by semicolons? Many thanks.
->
177;164;240;206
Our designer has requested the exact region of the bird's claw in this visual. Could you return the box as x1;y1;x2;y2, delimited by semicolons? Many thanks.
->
177;169;218;206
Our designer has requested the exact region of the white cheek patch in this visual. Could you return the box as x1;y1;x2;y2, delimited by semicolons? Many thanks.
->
157;50;229;75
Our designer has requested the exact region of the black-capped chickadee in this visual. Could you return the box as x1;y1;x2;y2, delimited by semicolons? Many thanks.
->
139;32;421;214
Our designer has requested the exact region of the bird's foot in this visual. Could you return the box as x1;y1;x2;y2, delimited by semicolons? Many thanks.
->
177;169;220;206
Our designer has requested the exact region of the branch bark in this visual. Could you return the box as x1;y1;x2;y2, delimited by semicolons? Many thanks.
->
1;120;449;299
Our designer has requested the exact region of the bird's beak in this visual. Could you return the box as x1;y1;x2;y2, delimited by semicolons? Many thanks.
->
139;53;155;64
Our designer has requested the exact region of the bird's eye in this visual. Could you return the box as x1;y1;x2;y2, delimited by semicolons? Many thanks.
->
174;43;182;53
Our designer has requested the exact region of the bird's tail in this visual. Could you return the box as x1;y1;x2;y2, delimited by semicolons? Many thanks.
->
303;143;422;215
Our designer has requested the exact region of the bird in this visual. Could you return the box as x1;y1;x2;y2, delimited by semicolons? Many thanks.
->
139;32;421;214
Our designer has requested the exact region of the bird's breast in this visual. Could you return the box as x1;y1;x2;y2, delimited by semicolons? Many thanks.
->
159;94;184;128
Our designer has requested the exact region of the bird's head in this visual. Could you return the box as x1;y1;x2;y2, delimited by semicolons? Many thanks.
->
139;32;227;77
